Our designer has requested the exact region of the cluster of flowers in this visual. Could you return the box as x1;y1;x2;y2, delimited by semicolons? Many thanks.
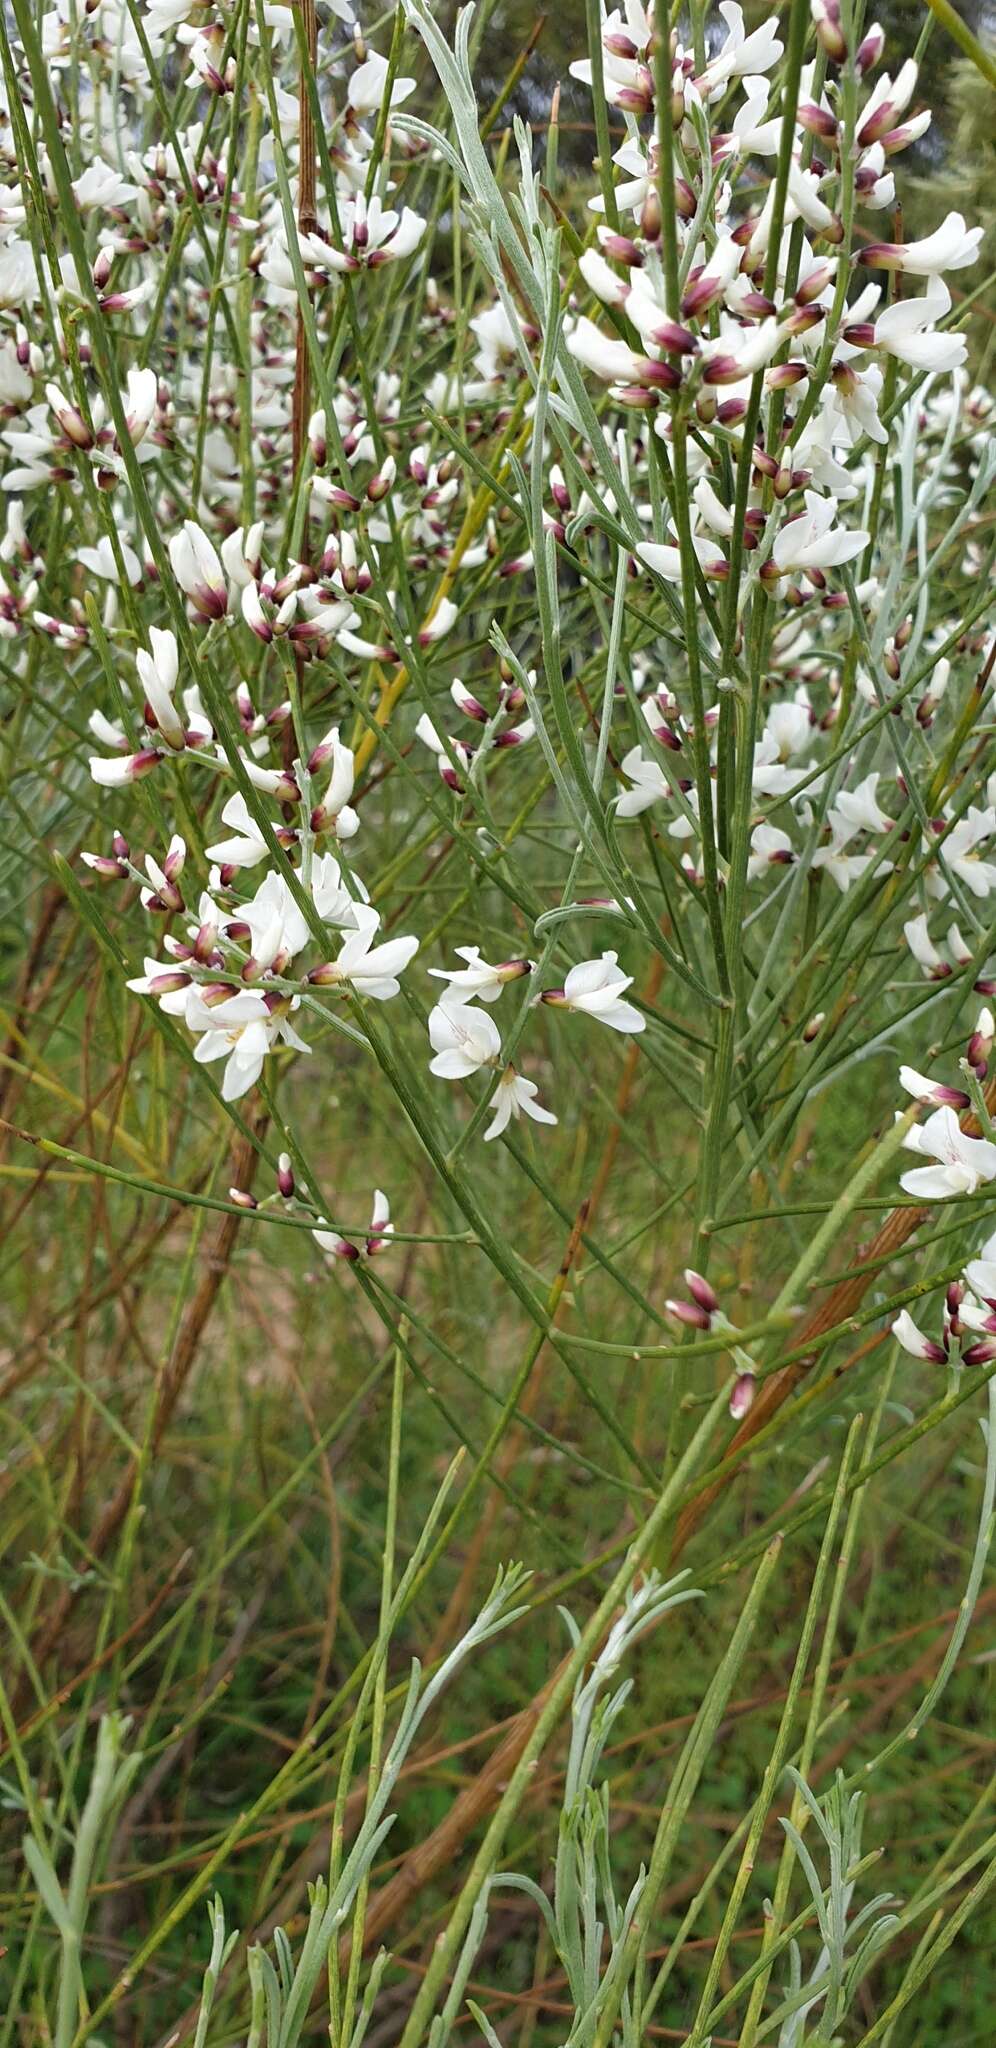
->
889;1018;996;1365
85;617;646;1120
561;2;994;896
892;1244;996;1373
1;0;992;1210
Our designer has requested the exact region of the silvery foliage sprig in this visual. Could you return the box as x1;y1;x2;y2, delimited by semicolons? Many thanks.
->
24;1568;531;2048
417;1572;703;2048
241;1561;532;2048
773;1773;899;2045
21;1714;143;2048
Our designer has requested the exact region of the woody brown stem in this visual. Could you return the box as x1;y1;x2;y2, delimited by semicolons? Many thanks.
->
342;1080;996;1963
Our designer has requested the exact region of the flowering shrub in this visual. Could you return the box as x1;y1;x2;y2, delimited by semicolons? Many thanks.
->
3;0;996;2038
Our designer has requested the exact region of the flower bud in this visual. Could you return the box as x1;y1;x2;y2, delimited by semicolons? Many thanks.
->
46;383;93;450
967;1007;995;1080
684;1269;719;1316
857;23;885;73
812;0;846;62
639;189;662;242
277;1153;295;1199
665;1296;712;1330
730;1370;756;1420
797;101;838;142
367;455;396;503
81;851;128;880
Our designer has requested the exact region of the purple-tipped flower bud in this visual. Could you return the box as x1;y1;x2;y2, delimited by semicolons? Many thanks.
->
599;231;644;268
730;1370;756;1420
857;23;885;73
812;0;846;62
192;921;219;965
229;1186;258;1210
81;850;129;880
665;1296;712;1330
967;1007;995;1080
963;1339;996;1366
899;1064;971;1110
277;1152;295;1199
797;101;838;141
367;455;396;504
684;1268;719;1316
46;383;94;450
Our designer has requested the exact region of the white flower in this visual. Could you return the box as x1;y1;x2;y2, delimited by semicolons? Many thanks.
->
126;957;191;1013
206;794;271;871
240;870;311;968
306;196;425;273
543;953;645;1034
636;529;724;582
428;946;529;1006
168;520;228;619
700;317;781;384
567;316;646;385
221;522;265;590
874;279;967;375
122;366;159;447
862;211;982;277
310;852;364;927
428;1000;501;1078
484;1069;557;1143
748;168;834;260
347;50;416;115
857;60;919;147
812;821;890;894
140;834;185;911
318;905;417;1000
185;987;309;1102
72;163;139;209
891;1308;945;1363
136;628;184;748
832;771;892;836
898;1065;969;1110
579;248;630;308
0;241;39;309
899;1105;996;1201
765;699;812;759
904;913;950;979
680;235;741;320
718;77;780;158
366;1188;394;1256
700;1;783;94
323;727;355;815
964;1231;996;1307
76;533;143;585
934;808;996;900
89;748;161;787
751;728;816;802
692;477;735;539
617;745;668;818
771;492;870;575
747;823;794;879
